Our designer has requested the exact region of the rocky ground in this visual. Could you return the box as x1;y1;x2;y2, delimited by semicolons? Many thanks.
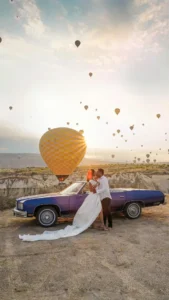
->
0;198;169;300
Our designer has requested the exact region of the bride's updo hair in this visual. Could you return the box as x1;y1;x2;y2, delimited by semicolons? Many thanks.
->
87;169;95;181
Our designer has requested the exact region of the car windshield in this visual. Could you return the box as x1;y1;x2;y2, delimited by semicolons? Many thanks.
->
60;182;85;195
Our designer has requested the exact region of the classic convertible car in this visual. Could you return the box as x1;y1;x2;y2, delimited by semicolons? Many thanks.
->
13;181;166;227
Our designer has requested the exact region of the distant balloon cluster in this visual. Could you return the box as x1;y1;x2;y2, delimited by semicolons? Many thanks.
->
5;3;168;171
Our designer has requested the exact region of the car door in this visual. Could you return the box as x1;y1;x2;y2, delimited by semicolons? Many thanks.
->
75;193;88;211
110;190;126;211
69;195;77;213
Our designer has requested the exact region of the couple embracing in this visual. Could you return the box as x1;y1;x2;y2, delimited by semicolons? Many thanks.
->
19;169;112;242
88;168;113;230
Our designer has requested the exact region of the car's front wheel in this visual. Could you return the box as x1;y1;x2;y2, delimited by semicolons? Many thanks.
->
36;206;58;227
124;202;142;219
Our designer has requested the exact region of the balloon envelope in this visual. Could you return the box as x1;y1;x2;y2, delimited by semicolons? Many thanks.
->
75;40;81;47
115;108;120;115
39;128;86;181
89;72;93;77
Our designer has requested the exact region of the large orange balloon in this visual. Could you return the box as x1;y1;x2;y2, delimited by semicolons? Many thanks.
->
39;128;87;181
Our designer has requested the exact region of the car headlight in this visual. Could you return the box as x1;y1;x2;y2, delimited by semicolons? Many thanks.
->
18;202;24;210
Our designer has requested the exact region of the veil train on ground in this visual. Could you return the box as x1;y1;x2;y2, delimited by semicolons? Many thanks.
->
19;193;101;242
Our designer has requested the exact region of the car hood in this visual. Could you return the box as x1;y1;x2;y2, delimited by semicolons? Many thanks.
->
17;192;62;202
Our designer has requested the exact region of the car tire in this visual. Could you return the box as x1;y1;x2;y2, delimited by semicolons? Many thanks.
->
36;206;58;227
124;202;142;219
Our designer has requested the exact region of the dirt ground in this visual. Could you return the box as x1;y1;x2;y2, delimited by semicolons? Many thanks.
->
0;199;169;300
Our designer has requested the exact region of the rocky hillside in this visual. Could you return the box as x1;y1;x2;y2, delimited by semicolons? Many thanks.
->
0;165;169;209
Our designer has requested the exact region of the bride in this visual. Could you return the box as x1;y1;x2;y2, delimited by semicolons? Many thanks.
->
19;170;103;242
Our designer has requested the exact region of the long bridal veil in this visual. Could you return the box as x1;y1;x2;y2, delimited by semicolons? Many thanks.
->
19;193;102;242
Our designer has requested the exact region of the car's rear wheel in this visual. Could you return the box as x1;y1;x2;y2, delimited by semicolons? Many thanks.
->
36;206;58;227
124;202;142;219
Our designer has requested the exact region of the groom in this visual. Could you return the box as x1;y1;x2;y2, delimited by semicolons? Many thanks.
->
96;169;113;229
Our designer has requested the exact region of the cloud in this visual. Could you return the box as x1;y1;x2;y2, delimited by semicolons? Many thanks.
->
15;0;46;38
1;0;169;95
2;0;168;70
0;123;39;153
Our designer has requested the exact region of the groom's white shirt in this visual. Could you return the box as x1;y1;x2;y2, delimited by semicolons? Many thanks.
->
96;175;111;201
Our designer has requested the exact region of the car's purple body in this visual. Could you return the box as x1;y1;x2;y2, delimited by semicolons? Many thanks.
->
14;181;165;219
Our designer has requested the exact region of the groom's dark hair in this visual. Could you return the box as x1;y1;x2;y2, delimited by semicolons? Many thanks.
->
98;168;104;175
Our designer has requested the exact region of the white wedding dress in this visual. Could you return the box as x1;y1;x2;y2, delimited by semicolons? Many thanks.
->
19;181;101;242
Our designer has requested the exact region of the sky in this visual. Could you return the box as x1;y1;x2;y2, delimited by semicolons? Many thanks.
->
0;0;169;162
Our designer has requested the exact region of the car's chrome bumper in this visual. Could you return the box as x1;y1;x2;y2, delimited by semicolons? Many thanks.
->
13;208;27;218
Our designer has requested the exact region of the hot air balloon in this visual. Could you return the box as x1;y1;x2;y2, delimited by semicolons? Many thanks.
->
117;129;120;134
95;109;98;111
106;122;108;125
125;140;127;142
111;155;115;158
0;37;2;43
121;135;123;137
39;128;86;182
146;154;150;158
146;159;150;164
97;116;100;120
137;158;140;161
133;133;135;135
84;105;88;110
76;123;78;125
79;130;84;135
116;146;118;148
80;102;82;104
156;114;161;119
165;133;167;135
89;72;93;77
153;159;156;163
112;133;115;136
141;145;143;147
9;106;13;110
142;123;145;126
130;125;134;130
75;40;81;47
133;160;136;164
48;127;51;131
67;122;70;125
159;148;161;150
115;108;120;115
